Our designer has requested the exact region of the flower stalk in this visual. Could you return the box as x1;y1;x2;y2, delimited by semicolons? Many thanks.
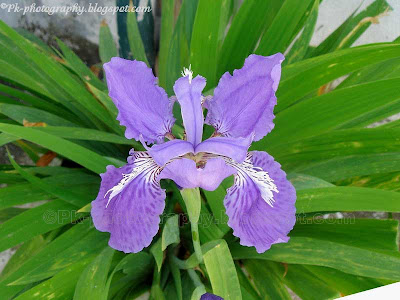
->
180;188;203;263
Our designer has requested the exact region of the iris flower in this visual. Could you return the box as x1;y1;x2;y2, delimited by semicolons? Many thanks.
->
200;293;224;300
91;54;296;254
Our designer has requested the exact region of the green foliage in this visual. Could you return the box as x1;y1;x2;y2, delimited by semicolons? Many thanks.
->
0;0;399;299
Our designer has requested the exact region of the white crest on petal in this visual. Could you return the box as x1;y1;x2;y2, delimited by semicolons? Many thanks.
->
223;153;278;207
181;65;193;84
104;152;161;208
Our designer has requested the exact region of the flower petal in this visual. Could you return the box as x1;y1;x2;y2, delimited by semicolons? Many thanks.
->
148;139;194;166
200;293;224;300
104;57;175;143
195;135;252;163
224;151;296;253
159;157;236;191
174;75;206;146
91;152;165;253
205;53;284;141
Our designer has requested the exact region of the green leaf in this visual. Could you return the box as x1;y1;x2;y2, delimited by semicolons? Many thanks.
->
14;257;93;300
202;177;232;234
262;78;400;147
310;0;392;56
0;133;17;146
0;123;111;173
0;219;93;299
56;38;105;91
127;2;150;66
272;128;400;169
99;20;118;64
8;152;88;207
338;171;400;192
0;183;52;209
9;225;108;285
0;235;46;279
230;236;400;280
0;200;82;252
86;82;118;117
73;247;114;300
291;218;399;251
244;260;291;300
304;265;385;296
338;33;400;90
0;207;26;223
275;43;400;113
104;252;153;300
190;0;231;89
198;202;225;243
151;238;164;272
282;263;340;299
296;186;400;213
191;286;206;300
218;0;284;77
287;173;335;190
162;215;180;251
255;0;314;56
297;153;400;182
158;0;175;88
203;239;242;300
37;126;135;145
0;84;78;121
235;263;261;300
0;20;118;130
285;0;319;65
168;251;183;300
0;103;78;127
165;0;199;95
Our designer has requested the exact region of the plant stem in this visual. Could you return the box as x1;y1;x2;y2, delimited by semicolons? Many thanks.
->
180;188;203;263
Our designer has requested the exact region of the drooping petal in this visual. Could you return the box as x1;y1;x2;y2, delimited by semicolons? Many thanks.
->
195;135;253;163
174;74;206;146
223;151;296;253
205;53;284;141
104;57;175;143
159;157;236;191
148;139;194;166
91;152;165;253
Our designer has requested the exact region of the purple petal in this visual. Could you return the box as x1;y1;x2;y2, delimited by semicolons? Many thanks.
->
174;75;206;146
224;151;296;253
104;57;175;143
91;152;165;253
159;157;236;191
195;136;252;163
200;293;224;300
205;53;284;141
148;139;194;166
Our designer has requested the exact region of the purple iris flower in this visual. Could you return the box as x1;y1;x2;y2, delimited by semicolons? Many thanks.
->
200;293;224;300
91;54;296;254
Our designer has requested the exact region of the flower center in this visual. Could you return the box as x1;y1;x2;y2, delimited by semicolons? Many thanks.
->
182;152;207;169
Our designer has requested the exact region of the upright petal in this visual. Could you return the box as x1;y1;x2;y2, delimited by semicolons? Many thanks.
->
104;57;175;143
159;157;236;191
174;74;206;146
223;151;296;253
148;139;194;166
91;152;166;253
205;54;284;141
195;135;252;163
